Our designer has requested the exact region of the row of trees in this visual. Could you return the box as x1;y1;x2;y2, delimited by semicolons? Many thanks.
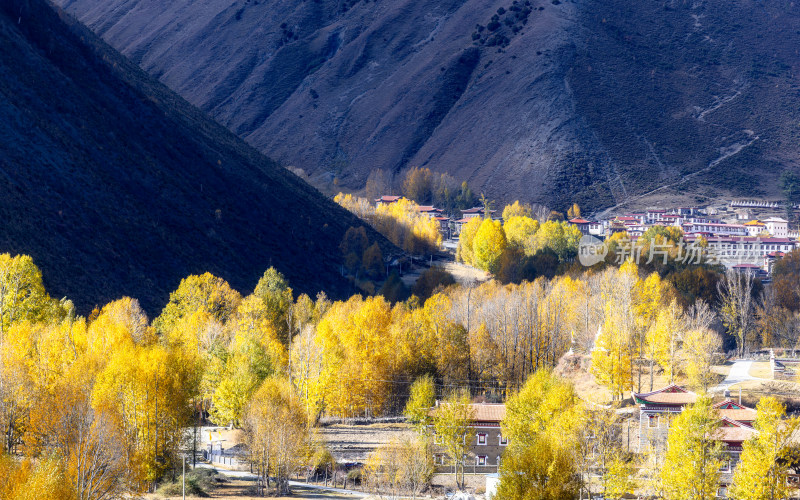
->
3;242;800;498
0;255;322;497
457;201;583;279
364;167;478;215
590;260;725;399
335;193;442;255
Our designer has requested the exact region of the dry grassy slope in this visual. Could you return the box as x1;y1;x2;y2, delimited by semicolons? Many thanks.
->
0;0;393;316
56;0;800;211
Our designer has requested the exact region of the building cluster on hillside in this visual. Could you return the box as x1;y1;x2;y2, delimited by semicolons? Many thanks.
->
375;195;494;241
375;195;797;275
568;204;797;276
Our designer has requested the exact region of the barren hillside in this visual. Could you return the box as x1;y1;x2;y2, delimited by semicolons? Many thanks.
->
56;0;800;211
0;0;392;315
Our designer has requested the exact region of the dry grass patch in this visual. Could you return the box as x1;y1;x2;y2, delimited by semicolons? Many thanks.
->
748;362;773;379
710;364;732;377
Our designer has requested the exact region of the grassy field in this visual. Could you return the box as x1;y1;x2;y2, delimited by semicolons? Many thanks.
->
749;362;773;379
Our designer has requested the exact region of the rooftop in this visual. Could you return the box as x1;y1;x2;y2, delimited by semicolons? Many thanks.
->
633;384;698;406
714;400;757;423
428;403;506;423
716;417;757;443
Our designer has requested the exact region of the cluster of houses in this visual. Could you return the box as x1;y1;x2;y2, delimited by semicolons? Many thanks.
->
375;195;797;275
570;206;796;275
429;384;774;498
374;195;493;240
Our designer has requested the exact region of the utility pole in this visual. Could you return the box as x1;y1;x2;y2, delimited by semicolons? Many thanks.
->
182;453;186;500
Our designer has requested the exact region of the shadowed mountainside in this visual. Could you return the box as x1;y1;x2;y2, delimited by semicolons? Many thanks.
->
56;0;800;212
0;0;394;315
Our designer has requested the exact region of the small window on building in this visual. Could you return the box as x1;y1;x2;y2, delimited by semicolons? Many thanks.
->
717;486;728;498
477;433;487;445
499;434;508;446
434;454;444;465
476;456;487;466
719;459;730;472
648;414;659;428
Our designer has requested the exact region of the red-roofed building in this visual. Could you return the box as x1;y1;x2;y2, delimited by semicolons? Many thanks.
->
569;218;602;236
375;195;401;208
417;205;443;218
635;385;759;495
714;400;756;427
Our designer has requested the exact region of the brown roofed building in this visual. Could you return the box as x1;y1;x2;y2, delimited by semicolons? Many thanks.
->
428;403;508;474
714;400;756;427
634;384;698;452
635;385;760;497
374;195;401;208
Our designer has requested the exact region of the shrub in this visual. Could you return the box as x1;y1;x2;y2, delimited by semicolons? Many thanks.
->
347;468;363;485
156;468;224;497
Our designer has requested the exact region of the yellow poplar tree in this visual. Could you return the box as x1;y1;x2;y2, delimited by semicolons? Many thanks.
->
243;377;312;496
404;374;436;431
683;328;722;391
432;389;474;490
503;216;539;254
659;396;723;500
315;296;394;417
0;253;60;339
498;370;583;500
152;272;241;335
456;217;482;265
472;218;507;274
729;397;800;500
502;201;533;220
93;343;198;490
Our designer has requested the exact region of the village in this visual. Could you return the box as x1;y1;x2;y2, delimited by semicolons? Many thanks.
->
165;196;800;500
371;194;799;279
195;348;800;499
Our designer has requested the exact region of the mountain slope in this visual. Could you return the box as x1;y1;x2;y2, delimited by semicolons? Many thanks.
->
0;0;391;315
55;0;800;211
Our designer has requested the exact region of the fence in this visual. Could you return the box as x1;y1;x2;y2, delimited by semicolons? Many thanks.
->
206;451;244;469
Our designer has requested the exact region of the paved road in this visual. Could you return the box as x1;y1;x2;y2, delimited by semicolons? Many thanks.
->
710;360;758;393
194;463;369;497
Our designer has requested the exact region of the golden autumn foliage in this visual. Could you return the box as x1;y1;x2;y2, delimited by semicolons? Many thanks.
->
473;219;507;275
729;397;800;500
244;377;313;496
456;217;482;265
334;193;441;255
498;370;583;500
658;397;724;500
502;200;533;220
458;209;579;276
4;246;797;499
504;215;539;252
